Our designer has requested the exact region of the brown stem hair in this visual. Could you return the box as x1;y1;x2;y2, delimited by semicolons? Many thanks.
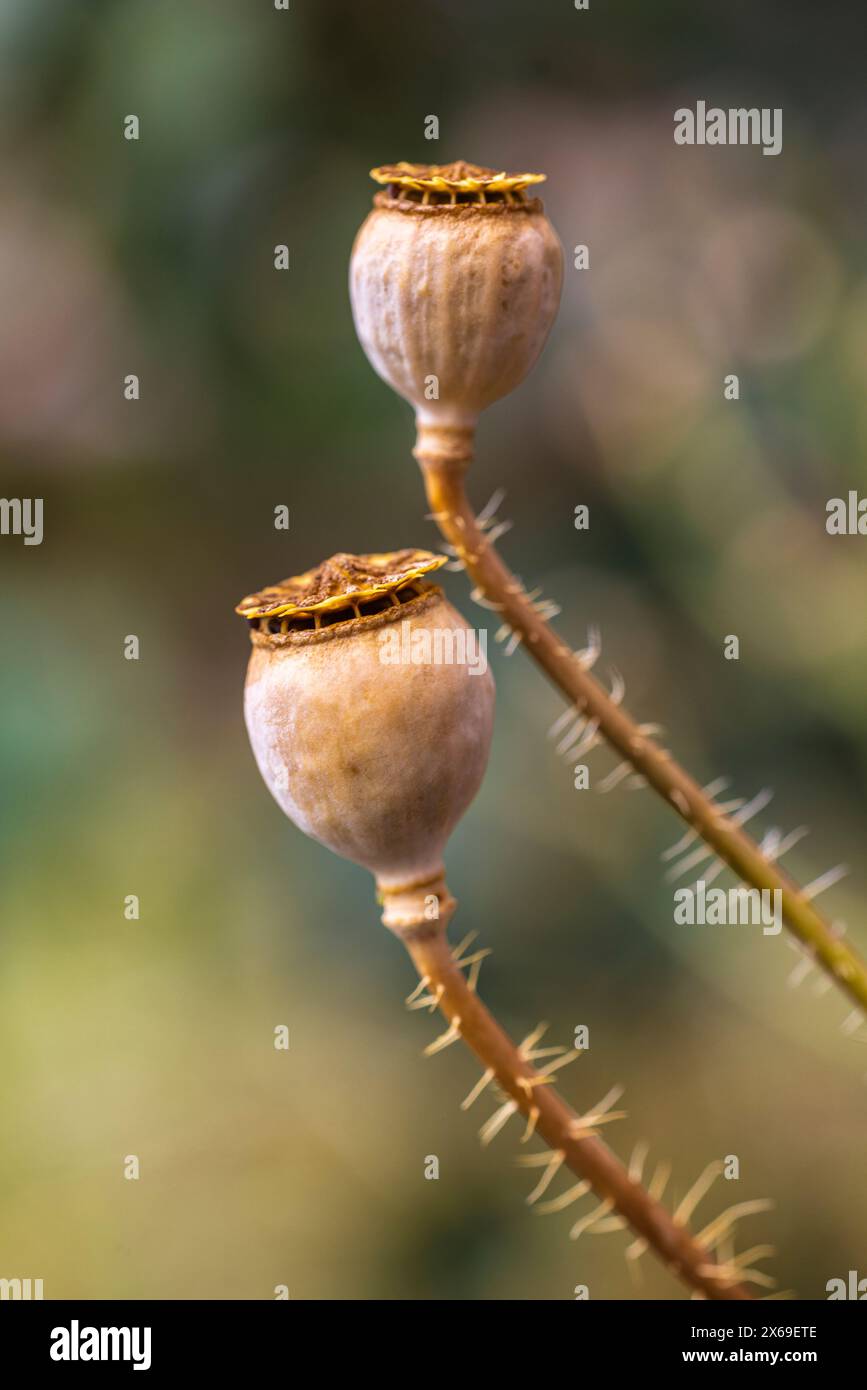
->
398;908;755;1301
416;433;867;1016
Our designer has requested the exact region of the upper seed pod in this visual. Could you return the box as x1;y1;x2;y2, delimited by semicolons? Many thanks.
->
350;161;563;465
238;549;495;929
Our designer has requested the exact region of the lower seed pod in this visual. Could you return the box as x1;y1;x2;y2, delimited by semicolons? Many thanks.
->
237;550;495;928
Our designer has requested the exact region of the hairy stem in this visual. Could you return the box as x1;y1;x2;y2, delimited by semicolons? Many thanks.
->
417;441;867;1015
400;918;754;1301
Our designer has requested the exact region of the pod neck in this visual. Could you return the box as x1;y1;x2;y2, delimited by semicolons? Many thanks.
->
413;418;476;472
377;869;456;937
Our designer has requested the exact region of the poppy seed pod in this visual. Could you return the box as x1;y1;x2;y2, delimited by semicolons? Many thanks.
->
349;161;563;465
237;550;495;930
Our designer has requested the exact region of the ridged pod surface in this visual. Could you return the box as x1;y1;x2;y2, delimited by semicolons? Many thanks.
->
350;162;563;440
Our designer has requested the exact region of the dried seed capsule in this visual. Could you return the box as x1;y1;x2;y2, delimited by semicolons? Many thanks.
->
350;161;563;462
237;550;495;928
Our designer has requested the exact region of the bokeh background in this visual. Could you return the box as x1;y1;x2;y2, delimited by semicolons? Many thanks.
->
1;0;865;1300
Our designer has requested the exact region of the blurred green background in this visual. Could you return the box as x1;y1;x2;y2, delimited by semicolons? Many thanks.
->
1;0;865;1300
